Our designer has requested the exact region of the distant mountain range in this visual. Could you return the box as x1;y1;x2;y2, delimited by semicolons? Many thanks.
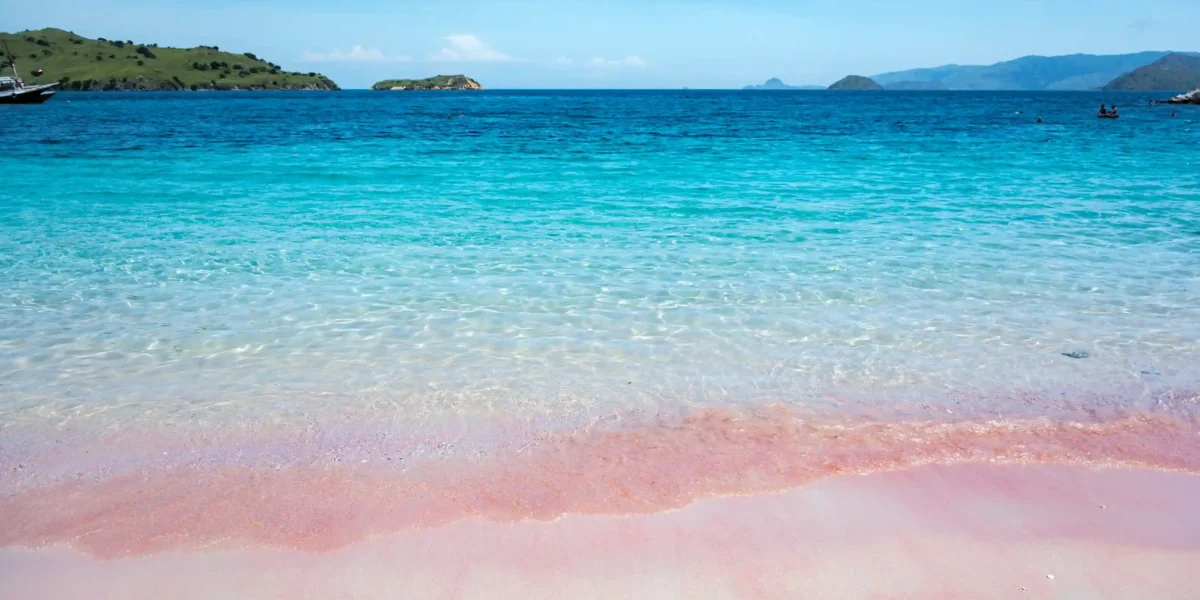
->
872;51;1198;91
1102;53;1200;91
742;78;824;90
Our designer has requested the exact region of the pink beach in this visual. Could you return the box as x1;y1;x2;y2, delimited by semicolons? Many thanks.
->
3;407;1200;598
5;14;1200;598
3;463;1199;599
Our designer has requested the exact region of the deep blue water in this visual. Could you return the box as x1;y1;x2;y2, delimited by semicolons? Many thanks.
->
1;91;1198;424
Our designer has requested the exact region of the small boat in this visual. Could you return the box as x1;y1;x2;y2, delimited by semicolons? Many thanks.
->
1098;112;1119;119
0;41;57;105
0;77;57;104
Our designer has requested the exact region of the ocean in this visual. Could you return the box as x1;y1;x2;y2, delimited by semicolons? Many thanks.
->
1;90;1199;597
3;91;1197;422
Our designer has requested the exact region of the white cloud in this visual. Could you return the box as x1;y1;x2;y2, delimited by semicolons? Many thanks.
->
302;46;410;63
429;35;513;62
587;56;648;70
555;57;573;66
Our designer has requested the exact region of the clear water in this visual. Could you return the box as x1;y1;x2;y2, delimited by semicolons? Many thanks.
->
2;91;1198;427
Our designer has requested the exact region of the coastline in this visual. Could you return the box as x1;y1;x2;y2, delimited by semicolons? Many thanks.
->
2;464;1198;599
2;402;1198;560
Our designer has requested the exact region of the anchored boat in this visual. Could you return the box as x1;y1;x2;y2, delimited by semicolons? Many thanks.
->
0;41;57;105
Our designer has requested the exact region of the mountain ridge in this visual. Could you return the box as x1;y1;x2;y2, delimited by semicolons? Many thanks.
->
873;51;1198;91
1102;53;1200;91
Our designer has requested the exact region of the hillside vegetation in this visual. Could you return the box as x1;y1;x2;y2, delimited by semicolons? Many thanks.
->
0;28;338;91
1102;53;1200;91
372;75;482;90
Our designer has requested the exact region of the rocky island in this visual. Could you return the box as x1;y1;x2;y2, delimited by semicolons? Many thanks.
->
0;28;338;91
828;75;883;90
371;75;482;91
1168;90;1200;105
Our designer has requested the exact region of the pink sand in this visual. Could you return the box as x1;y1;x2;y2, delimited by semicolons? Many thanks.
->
3;408;1199;557
2;406;1199;598
2;464;1199;599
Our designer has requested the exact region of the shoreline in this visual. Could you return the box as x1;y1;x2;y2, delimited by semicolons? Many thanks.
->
2;405;1198;560
2;463;1198;599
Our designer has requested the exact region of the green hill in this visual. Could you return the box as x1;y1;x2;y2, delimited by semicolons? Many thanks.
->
873;51;1197;91
1102;53;1200;91
828;75;883;90
0;28;338;91
371;75;482;90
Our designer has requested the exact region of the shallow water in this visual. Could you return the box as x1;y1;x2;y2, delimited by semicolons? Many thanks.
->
2;90;1198;429
3;92;1200;593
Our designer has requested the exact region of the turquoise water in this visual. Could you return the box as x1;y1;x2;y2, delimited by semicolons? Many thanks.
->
2;91;1198;426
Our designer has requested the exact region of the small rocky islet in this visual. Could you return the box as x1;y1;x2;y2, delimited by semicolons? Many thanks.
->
371;75;482;91
1167;89;1200;105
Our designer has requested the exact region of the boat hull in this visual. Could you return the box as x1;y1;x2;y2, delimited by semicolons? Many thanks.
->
0;87;56;105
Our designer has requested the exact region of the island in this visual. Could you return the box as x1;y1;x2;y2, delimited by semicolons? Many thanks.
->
0;28;338;91
1102;53;1200;91
828;75;883;90
371;75;482;91
743;78;824;90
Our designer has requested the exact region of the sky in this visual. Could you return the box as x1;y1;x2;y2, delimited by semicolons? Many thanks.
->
5;0;1199;89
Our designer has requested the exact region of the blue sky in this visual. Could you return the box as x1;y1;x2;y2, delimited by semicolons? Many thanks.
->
6;0;1199;88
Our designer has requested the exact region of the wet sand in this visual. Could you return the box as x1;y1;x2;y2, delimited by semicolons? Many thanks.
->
2;405;1200;598
2;463;1198;599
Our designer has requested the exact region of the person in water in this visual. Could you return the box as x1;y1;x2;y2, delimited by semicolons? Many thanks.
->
1099;104;1108;115
1110;105;1118;116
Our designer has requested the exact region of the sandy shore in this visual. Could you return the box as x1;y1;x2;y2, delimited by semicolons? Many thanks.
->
2;464;1198;599
2;403;1199;599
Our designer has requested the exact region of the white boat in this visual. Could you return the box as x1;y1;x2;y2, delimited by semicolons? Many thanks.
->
1;41;57;104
